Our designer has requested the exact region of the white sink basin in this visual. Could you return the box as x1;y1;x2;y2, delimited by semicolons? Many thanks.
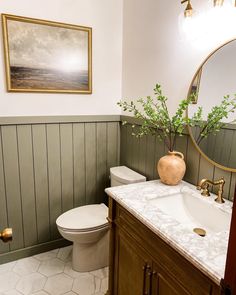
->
148;189;231;234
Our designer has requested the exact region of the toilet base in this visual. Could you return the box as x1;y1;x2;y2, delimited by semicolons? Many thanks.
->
72;230;109;272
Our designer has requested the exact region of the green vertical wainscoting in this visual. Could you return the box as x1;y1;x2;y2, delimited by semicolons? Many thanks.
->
0;114;235;264
120;116;236;201
0;116;120;264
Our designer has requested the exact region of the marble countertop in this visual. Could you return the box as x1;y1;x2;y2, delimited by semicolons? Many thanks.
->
105;180;232;285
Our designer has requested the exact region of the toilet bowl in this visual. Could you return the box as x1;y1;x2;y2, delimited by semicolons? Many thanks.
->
56;166;146;272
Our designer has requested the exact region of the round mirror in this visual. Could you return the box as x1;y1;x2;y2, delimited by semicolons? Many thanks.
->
187;39;236;172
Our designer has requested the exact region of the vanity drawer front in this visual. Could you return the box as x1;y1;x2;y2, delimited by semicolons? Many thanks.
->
115;203;220;295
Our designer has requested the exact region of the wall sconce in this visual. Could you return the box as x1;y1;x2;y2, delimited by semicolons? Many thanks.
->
181;0;193;17
214;0;224;6
181;0;236;17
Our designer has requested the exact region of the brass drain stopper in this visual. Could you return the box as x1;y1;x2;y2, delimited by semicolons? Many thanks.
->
193;228;206;237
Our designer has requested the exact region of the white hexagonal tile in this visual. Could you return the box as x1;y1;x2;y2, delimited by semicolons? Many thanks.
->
89;267;108;279
57;246;72;262
31;292;48;295
44;273;73;295
34;250;57;261
2;290;22;295
13;257;40;276
0;272;20;292
16;273;46;295
38;258;64;277
72;273;95;295
64;262;81;279
0;261;16;275
94;276;101;293
64;292;77;295
101;277;108;293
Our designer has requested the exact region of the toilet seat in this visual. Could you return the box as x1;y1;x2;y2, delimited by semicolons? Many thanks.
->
56;203;108;232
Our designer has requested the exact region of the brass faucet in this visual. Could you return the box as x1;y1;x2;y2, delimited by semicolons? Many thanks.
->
197;177;225;204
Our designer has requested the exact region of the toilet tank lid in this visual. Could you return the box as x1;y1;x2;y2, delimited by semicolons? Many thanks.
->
56;204;108;231
110;166;146;184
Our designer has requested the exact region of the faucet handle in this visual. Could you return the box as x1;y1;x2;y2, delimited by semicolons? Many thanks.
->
197;181;211;197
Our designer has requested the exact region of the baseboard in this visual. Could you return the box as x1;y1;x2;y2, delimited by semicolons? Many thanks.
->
0;239;72;264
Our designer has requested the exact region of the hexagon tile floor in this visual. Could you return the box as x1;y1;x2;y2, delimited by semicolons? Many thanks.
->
0;246;108;295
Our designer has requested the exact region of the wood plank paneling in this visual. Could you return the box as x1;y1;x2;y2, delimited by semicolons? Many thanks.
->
120;118;234;201
46;124;62;240
32;125;50;243
126;125;134;170
175;135;188;160
0;128;9;254
198;155;215;191
107;122;119;181
1;126;24;250
85;123;97;205
60;124;74;213
131;132;139;173
120;124;127;166
0;118;120;262
183;138;199;185
73;123;86;207
138;135;147;174
96;123;107;204
0;115;234;262
154;136;165;179
17;125;38;247
146;134;155;180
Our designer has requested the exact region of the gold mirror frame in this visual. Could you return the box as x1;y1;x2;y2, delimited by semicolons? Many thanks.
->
187;38;236;173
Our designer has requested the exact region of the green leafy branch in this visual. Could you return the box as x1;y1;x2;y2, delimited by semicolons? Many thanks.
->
190;94;236;145
118;84;195;152
118;84;236;151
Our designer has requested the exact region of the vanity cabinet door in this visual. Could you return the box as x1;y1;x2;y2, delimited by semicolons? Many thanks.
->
152;262;190;295
114;228;152;295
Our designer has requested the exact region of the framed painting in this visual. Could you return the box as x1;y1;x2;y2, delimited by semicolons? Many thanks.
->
2;14;92;94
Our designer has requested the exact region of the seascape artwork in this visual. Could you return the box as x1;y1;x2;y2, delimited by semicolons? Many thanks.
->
2;15;92;93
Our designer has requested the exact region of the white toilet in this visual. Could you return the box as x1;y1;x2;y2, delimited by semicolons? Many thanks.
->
56;166;146;272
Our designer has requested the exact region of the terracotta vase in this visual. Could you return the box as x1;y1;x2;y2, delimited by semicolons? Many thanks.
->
157;151;186;185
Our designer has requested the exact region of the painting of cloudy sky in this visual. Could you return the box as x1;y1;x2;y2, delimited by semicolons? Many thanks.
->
6;18;91;92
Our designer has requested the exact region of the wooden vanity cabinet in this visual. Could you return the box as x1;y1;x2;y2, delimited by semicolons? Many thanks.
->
107;197;222;295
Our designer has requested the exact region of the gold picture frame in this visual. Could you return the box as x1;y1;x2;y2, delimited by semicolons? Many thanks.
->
2;14;92;94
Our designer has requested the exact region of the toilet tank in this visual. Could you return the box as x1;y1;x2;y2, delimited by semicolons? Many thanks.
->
110;166;146;187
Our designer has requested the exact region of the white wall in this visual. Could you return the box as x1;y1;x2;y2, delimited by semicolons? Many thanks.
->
0;0;123;116
122;0;236;115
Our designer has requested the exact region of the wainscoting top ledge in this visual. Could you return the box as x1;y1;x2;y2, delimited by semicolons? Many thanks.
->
0;115;121;125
